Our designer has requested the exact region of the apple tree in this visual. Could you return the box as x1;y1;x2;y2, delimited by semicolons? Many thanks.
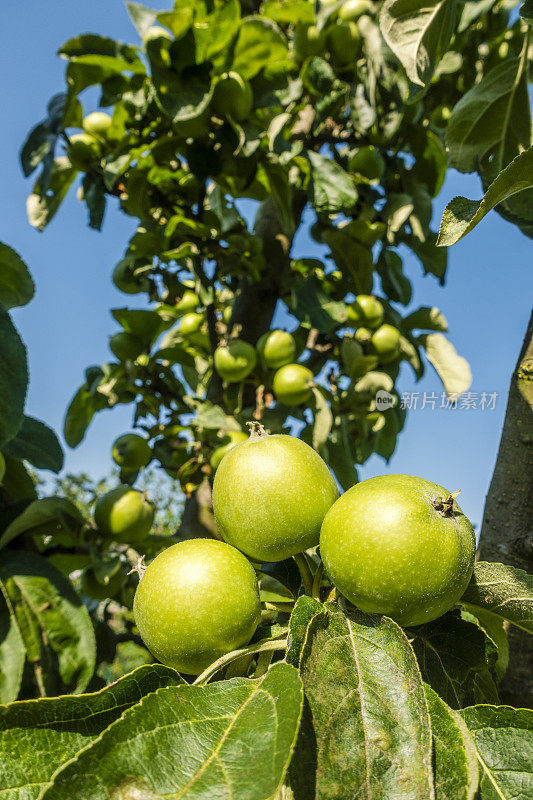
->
1;1;532;798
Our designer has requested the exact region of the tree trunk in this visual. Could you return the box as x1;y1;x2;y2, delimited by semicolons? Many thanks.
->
478;310;533;707
178;192;307;539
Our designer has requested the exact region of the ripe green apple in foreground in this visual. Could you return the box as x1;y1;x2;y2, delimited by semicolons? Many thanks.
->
257;329;297;369
212;72;253;122
213;425;338;562
320;474;476;626
273;363;313;406
95;486;154;543
210;430;248;470
214;339;257;382
133;539;261;674
112;433;152;470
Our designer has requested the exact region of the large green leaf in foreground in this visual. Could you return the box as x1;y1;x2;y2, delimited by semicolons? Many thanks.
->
0;664;181;800
41;662;303;800
461;705;533;800
290;603;434;800
460;561;533;634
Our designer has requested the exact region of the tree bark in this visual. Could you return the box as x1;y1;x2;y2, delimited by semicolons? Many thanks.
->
478;310;533;707
178;192;307;539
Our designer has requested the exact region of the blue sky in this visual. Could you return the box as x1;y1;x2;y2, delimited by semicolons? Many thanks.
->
2;0;532;531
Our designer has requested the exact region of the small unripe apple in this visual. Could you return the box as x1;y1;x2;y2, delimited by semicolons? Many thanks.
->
273;363;314;406
82;111;113;142
347;295;384;328
257;330;297;369
179;312;204;336
212;72;253;122
94;486;154;543
175;290;199;315
371;324;401;363
112;433;152;471
214;340;257;383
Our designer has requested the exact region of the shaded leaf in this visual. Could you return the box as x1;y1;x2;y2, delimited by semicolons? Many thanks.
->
310;386;333;451
232;17;288;80
445;58;531;175
403;306;448;332
460;561;533;634
461;607;509;682
3;416;64;473
421;333;471;397
63;383;97;448
307;151;357;214
437;148;533;246
0;550;96;695
0;664;182;800
411;612;499;709
424;685;479;800
0;305;28;448
0;243;35;310
0;497;84;550
291;604;434;800
380;0;458;87
286;595;324;667
461;705;533;800
41;663;303;800
26;157;77;231
262;0;315;24
0;591;25;705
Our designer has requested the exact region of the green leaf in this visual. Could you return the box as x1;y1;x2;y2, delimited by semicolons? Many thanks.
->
26;157;77;231
380;0;458;87
460;561;533;634
290;604;434;800
0;305;28;449
126;2;158;37
421;333;471;398
193;0;241;62
63;383;97;448
307;151;358;214
409;232;448;283
461;705;533;800
41;663;303;800
0;664;182;800
81;173;106;230
286;595;324;667
411;612;499;709
461;607;509;682
424;685;479;800
310;387;333;451
0;497;84;550
0;455;38;502
20;121;55;179
437;148;533;246
521;0;533;21
403;306;448;332
0;591;26;705
3;416;64;473
0;550;96;695
445;58;531;176
262;0;315;24
232;17;289;80
59;33;145;74
111;308;165;345
0;243;35;310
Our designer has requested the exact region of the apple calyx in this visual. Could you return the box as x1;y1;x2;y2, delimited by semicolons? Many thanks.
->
432;490;461;517
246;421;268;440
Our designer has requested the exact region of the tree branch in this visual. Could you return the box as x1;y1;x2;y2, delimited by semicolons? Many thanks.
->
479;310;533;707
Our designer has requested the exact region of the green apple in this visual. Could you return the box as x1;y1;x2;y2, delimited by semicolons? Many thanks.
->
273;363;314;406
94;486;154;543
212;72;253;122
111;433;152;471
214;340;257;382
320;474;476;626
257;330;297;369
133;539;261;673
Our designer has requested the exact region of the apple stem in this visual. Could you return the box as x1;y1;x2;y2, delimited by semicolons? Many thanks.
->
293;553;314;596
128;554;147;580
246;421;267;440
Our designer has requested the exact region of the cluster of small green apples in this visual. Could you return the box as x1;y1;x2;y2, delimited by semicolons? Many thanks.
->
293;0;374;70
133;423;476;675
80;432;154;602
67;111;116;172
